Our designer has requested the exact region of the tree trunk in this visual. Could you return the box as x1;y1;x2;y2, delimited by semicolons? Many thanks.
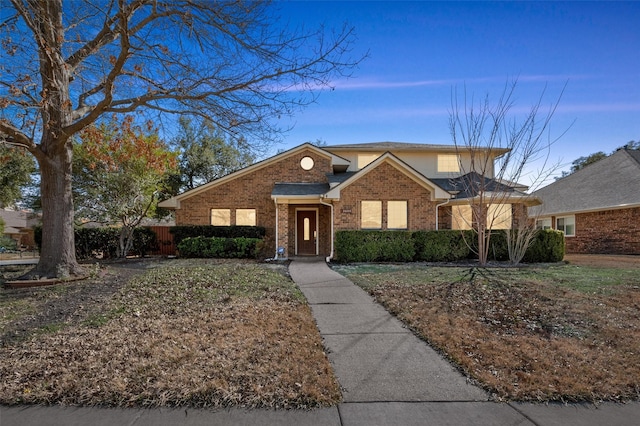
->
30;142;84;279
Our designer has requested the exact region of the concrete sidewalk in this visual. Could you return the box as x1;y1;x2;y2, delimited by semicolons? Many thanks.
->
2;258;639;425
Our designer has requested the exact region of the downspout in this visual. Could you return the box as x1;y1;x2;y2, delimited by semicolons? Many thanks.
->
435;198;451;230
273;198;279;259
319;197;334;262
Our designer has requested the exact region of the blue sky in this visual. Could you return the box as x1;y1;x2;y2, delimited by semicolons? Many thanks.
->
271;1;640;180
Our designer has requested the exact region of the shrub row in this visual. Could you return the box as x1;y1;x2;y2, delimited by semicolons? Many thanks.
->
177;236;261;259
35;226;157;260
335;229;565;264
170;225;266;245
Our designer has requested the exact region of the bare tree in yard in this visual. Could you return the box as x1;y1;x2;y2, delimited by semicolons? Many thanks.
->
0;1;360;278
449;80;566;265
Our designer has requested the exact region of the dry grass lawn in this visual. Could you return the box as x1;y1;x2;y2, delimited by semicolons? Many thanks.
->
0;260;341;408
334;259;640;403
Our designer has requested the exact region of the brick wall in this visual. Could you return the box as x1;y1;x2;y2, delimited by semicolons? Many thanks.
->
565;207;640;254
333;162;438;230
176;148;332;256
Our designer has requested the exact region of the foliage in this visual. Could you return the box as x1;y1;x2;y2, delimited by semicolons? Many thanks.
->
73;116;177;257
334;231;415;263
335;229;564;264
35;226;157;260
0;1;361;278
522;229;565;263
413;230;471;262
0;145;35;207
177;236;261;259
170;225;266;246
0;235;17;251
557;140;639;179
172;117;256;191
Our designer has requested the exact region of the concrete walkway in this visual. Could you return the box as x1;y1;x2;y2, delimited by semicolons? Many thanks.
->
2;258;640;425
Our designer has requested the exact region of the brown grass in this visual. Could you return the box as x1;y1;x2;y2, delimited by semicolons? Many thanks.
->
0;261;341;408
336;263;640;402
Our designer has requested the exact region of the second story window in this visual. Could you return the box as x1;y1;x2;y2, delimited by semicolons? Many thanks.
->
437;154;460;173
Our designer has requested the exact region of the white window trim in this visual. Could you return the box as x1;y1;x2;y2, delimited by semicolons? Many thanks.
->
556;215;576;237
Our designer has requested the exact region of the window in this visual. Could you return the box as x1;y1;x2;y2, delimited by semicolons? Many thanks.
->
556;216;575;236
536;218;552;230
387;201;408;229
361;201;382;229
488;204;512;230
357;153;380;169
236;209;256;226
451;205;473;230
211;209;230;226
300;156;314;171
437;154;460;173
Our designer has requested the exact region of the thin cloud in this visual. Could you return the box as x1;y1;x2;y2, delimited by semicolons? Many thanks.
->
331;74;586;91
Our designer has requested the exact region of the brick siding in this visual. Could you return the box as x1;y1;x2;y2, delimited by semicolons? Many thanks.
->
565;207;640;254
176;148;332;257
333;162;438;230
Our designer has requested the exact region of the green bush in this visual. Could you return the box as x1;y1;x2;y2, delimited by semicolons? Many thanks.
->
523;229;565;263
413;230;471;262
34;226;158;260
0;235;17;251
177;236;261;258
334;230;415;263
170;225;266;246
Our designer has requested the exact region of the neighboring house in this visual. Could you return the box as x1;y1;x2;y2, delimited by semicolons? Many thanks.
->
0;209;39;249
159;142;538;260
530;148;640;255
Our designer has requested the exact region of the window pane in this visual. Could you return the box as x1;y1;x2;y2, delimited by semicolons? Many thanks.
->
388;201;407;229
488;204;512;230
304;218;310;240
361;201;382;229
236;209;256;226
211;209;230;226
357;154;380;169
452;205;472;230
437;154;460;173
537;218;552;230
557;216;575;236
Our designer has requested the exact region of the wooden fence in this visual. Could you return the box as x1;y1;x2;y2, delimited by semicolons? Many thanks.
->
148;226;176;256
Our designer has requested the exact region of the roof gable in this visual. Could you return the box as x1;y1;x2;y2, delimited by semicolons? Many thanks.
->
531;148;640;216
159;143;349;209
324;152;451;200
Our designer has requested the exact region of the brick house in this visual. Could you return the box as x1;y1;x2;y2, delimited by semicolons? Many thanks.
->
159;142;538;260
529;148;640;254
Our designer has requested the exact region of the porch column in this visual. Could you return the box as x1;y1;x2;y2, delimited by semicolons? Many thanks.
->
276;202;290;257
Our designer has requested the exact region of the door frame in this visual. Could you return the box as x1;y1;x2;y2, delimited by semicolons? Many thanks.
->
295;207;319;255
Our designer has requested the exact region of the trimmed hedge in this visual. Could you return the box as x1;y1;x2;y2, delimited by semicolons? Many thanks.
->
170;225;266;245
413;230;471;262
177;236;261;259
334;230;415;263
35;226;157;260
334;229;565;264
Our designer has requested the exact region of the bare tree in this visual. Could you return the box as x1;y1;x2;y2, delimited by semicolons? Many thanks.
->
449;80;567;265
0;1;361;278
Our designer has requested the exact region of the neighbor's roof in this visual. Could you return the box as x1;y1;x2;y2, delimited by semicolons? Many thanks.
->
531;148;640;216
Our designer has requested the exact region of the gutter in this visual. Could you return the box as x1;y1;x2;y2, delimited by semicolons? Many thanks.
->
319;197;335;262
435;198;452;230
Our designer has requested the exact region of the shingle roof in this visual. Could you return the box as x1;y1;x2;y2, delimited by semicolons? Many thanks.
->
430;172;516;198
325;142;460;151
531;149;640;216
271;183;330;197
